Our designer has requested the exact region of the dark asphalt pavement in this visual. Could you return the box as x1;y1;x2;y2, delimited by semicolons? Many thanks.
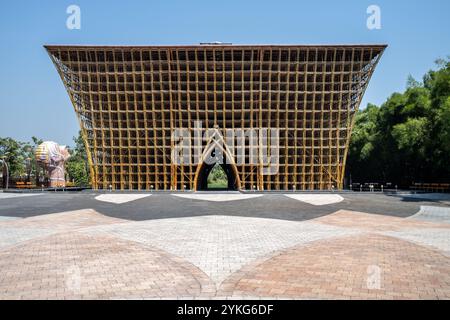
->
0;191;448;221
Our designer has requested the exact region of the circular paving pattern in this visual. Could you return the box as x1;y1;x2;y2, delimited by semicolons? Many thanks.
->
218;234;450;299
0;232;214;299
0;192;449;299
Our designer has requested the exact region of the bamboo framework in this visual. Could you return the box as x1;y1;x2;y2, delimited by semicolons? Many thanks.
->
46;44;386;191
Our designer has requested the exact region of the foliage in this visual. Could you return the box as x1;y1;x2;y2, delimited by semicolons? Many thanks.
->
0;137;27;178
392;117;427;153
348;57;450;186
0;136;43;186
207;164;228;188
66;131;90;186
0;131;91;187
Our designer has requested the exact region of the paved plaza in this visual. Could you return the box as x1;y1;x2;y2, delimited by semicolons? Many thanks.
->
0;191;449;299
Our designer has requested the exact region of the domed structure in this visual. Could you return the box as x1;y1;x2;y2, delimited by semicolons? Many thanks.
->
35;141;70;187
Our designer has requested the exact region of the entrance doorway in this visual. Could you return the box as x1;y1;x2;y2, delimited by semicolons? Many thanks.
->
196;161;238;191
207;164;228;189
196;151;239;191
192;126;241;191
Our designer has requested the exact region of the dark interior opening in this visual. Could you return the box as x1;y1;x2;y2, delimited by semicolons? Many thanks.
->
196;161;238;191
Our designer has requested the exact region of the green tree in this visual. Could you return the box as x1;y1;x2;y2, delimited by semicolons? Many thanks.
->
348;57;450;187
392;117;428;153
347;103;384;181
207;164;228;188
0;136;48;187
0;137;27;180
438;97;450;154
26;136;44;183
66;131;90;186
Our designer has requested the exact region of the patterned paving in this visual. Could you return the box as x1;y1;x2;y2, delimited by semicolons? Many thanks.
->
0;192;438;220
0;193;42;200
284;194;344;205
409;206;450;224
218;234;450;299
171;193;263;202
0;193;449;300
0;209;124;231
313;210;450;232
0;226;53;249
0;216;21;221
95;193;151;204
0;209;124;250
382;229;450;256
0;232;213;299
82;216;360;285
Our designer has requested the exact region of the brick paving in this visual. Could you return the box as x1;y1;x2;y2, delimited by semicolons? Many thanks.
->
284;194;344;206
0;209;125;250
95;194;151;204
0;193;42;200
409;206;450;224
0;209;124;230
0;195;449;300
382;228;450;256
82;215;360;285
313;210;450;232
0;226;53;249
172;193;263;202
0;216;21;221
218;234;450;299
0;232;213;299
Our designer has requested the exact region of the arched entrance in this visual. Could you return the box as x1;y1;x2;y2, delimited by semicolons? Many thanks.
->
196;162;239;191
193;128;241;191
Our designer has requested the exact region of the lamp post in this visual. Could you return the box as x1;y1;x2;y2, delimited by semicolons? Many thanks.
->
0;158;9;190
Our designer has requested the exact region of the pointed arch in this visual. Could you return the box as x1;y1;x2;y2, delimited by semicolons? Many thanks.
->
193;129;241;191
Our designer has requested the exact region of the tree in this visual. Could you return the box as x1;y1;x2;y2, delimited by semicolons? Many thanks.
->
207;164;228;188
66;131;90;186
346;104;383;181
23;136;45;183
437;97;450;154
392;117;427;153
0;137;27;181
0;134;92;188
0;136;47;187
348;57;450;187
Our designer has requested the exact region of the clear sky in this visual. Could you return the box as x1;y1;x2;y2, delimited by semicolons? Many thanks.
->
0;0;449;146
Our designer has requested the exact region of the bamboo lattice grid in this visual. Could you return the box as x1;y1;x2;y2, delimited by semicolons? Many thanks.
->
46;44;386;191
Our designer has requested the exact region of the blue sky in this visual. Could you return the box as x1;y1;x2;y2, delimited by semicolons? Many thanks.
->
0;0;449;146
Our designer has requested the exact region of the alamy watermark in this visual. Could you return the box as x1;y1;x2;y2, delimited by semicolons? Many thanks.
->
171;122;280;175
366;265;381;290
66;5;81;30
367;5;381;30
65;265;81;293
